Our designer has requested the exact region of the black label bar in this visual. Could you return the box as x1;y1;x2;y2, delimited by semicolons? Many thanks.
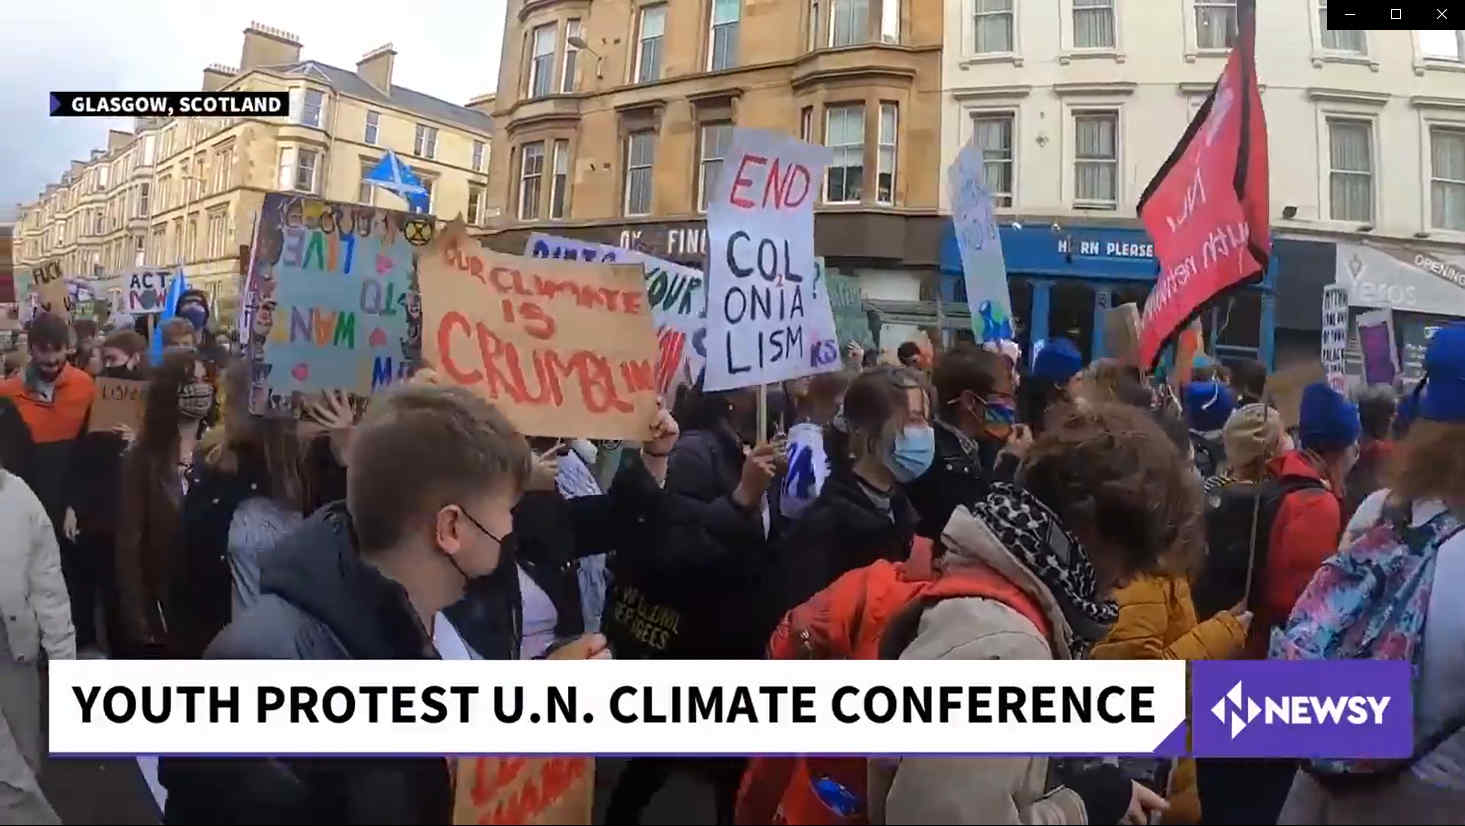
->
49;92;289;118
1327;2;1464;29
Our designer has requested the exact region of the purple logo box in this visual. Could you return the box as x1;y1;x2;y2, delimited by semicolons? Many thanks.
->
1191;661;1412;758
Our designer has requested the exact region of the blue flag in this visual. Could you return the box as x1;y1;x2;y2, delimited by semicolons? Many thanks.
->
150;268;188;363
363;150;430;214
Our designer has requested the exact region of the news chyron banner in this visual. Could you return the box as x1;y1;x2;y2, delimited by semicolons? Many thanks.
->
53;660;1190;757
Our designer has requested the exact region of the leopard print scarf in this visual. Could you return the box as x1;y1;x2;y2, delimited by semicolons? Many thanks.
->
973;483;1118;658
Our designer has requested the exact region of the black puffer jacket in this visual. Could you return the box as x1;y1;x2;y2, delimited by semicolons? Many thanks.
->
158;503;451;825
757;470;918;642
906;420;1017;540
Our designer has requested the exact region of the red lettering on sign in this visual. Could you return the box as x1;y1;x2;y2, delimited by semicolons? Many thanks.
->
490;267;516;294
519;302;556;339
728;154;767;208
437;312;482;384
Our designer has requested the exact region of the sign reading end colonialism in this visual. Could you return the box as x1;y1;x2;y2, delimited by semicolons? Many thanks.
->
50;92;289;118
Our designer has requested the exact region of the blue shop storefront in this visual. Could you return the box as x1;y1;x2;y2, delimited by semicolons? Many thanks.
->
939;223;1279;368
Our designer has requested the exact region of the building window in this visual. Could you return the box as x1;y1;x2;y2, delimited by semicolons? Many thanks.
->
973;114;1015;206
551;139;570;219
1318;2;1364;53
1074;112;1118;208
698;123;733;211
709;0;740;70
801;106;813;141
365;110;380;145
414;124;438;158
359;163;376;205
186;218;197;261
825;104;864;203
1195;0;1236;50
877;103;897;204
295;149;318;193
830;0;868;47
1431;128;1465;231
302;89;324;127
880;0;899;43
975;0;1014;53
473;140;486;172
624;131;656;216
636;6;666;83
529;24;556;98
1419;29;1465;61
468;185;484;225
563;19;582;92
520;142;545;220
808;0;820;51
1328;119;1373;222
138;183;149;216
1074;0;1115;49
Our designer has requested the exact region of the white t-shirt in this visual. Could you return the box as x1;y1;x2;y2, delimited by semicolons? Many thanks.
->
1347;490;1465;788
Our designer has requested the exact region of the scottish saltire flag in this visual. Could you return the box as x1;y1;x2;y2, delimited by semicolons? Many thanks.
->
149;268;187;363
363;150;430;214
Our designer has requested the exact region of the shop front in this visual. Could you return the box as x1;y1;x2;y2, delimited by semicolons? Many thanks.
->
1333;241;1465;385
939;222;1277;368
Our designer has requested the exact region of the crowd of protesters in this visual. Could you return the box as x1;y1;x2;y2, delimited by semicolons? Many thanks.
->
0;298;1462;826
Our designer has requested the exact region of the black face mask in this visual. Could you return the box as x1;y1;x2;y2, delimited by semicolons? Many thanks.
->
101;365;141;380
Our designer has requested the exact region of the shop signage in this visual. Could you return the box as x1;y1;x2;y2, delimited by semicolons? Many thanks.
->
1335;242;1465;318
1056;237;1156;260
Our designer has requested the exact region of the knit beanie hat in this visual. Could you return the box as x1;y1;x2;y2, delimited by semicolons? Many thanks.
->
1032;337;1083;384
1184;381;1236;432
1298;382;1361;453
1420;322;1465;423
1223;403;1284;470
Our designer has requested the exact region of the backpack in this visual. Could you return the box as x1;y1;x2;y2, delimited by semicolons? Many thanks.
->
1190;430;1226;480
1270;500;1465;778
1194;476;1325;619
735;537;1051;825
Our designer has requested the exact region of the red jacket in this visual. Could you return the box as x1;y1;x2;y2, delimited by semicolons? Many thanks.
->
0;364;95;520
1249;450;1342;656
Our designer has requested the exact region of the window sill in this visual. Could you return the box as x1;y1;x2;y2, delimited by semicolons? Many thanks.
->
1184;48;1231;63
1310;52;1379;72
1073;201;1118;212
1415;58;1465;76
1059;49;1125;65
958;52;1024;69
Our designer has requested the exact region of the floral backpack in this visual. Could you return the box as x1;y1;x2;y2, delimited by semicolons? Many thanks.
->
1270;499;1465;776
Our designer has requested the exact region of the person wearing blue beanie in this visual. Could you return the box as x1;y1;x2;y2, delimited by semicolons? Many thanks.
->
1032;337;1084;385
1183;381;1235;477
1298;382;1362;455
1021;337;1084;435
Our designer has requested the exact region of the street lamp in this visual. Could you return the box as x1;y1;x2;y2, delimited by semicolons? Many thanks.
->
567;35;604;79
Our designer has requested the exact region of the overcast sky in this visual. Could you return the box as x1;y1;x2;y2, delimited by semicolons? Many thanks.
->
0;2;506;219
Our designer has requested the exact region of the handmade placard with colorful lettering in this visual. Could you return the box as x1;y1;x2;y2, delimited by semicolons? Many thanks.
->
242;192;425;416
420;226;661;441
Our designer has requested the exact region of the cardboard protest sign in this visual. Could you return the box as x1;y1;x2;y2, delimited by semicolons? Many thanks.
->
243;192;430;416
826;266;876;351
33;262;70;321
949;139;1014;343
453;757;592;825
525;232;705;396
1356;308;1398;386
421;227;661;440
124;270;171;314
703;128;837;391
1104;303;1142;366
1321;285;1350;394
89;378;148;433
1265;361;1325;430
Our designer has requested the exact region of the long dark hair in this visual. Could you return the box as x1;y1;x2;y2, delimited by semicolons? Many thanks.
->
203;360;312;514
135;348;202;476
825;366;930;477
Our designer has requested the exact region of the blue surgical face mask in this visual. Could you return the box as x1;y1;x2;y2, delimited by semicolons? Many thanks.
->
884;424;935;483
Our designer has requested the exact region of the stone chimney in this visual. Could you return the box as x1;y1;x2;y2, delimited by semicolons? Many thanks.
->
203;64;237;92
466;93;497;114
357;44;396;95
106;130;133;152
239;22;302;73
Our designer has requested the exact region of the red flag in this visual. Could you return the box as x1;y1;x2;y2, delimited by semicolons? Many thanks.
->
1137;0;1269;369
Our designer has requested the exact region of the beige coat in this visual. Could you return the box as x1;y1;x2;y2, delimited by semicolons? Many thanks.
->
868;506;1091;825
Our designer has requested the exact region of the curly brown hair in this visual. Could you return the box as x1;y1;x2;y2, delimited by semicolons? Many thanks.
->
1019;402;1204;578
1389;420;1465;510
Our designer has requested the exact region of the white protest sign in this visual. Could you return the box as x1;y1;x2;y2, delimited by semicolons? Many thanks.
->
1321;285;1350;394
949;137;1014;343
703;128;836;391
125;270;171;314
525;232;706;395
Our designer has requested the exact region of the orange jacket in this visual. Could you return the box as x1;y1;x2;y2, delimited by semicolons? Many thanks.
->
1251;450;1342;656
0;364;94;444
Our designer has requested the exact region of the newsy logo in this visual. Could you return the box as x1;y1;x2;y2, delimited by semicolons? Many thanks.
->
1191;661;1412;758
